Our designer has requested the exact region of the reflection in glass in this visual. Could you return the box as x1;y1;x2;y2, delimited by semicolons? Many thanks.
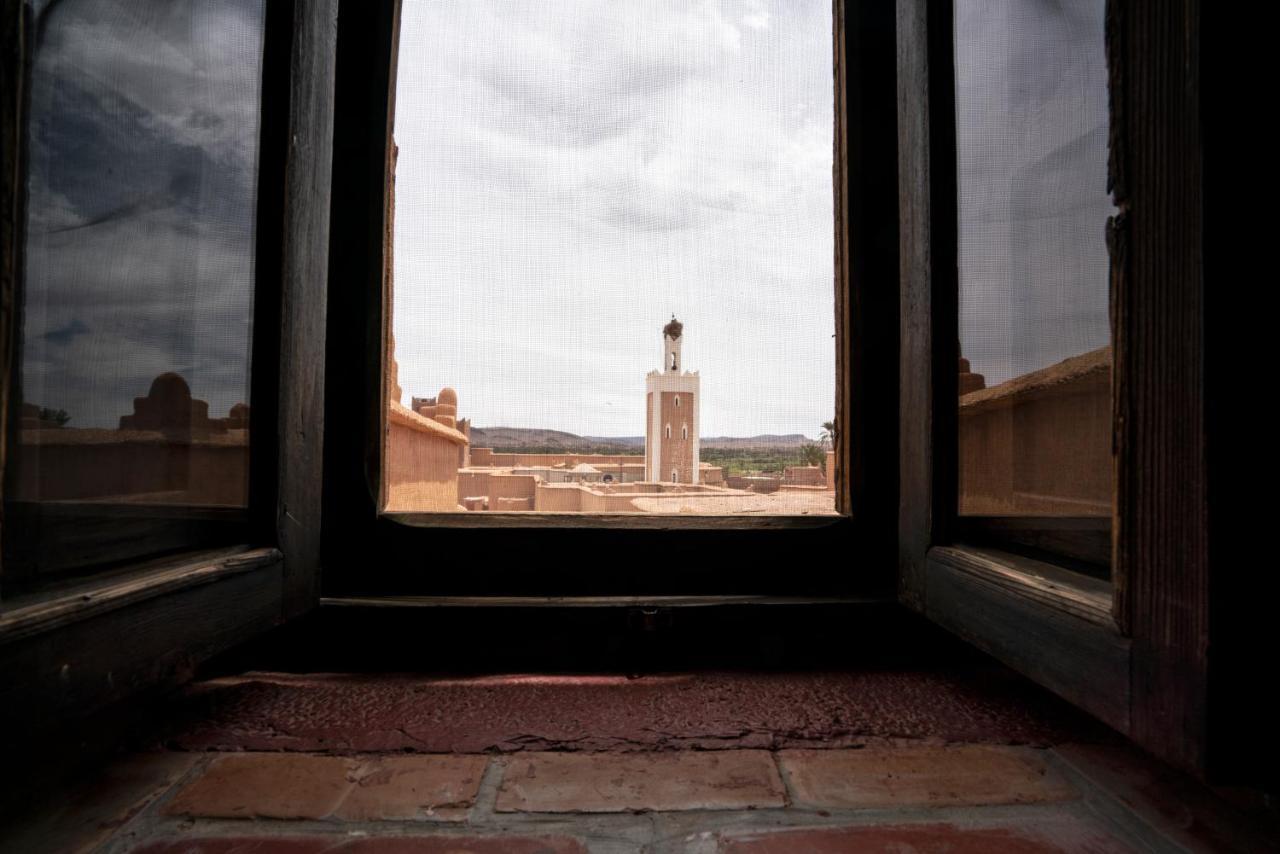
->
954;0;1114;518
13;0;265;507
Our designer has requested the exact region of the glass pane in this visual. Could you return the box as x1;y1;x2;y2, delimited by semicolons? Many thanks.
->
954;1;1114;523
12;0;264;510
386;0;837;516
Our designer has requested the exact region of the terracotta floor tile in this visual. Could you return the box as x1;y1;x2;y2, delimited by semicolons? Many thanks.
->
334;755;488;821
496;751;786;813
131;836;588;853
780;745;1077;809
164;754;486;821
721;818;1135;853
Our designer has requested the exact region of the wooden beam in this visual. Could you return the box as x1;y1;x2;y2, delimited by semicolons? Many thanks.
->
1107;0;1208;774
277;0;338;618
896;0;958;611
0;0;30;598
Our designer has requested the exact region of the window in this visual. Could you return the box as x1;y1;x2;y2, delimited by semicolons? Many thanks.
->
319;0;895;597
895;0;1216;770
952;0;1113;573
382;0;839;518
3;0;268;589
0;0;1224;781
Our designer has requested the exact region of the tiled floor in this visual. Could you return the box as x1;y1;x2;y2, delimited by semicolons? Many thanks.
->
2;672;1276;853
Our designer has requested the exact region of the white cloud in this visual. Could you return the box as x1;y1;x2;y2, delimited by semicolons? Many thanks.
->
742;0;771;31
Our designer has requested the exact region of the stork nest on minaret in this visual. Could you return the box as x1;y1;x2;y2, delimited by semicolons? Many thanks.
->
663;316;683;340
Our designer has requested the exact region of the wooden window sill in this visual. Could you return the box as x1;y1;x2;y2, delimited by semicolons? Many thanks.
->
929;545;1114;628
321;593;884;609
0;546;282;645
925;544;1129;732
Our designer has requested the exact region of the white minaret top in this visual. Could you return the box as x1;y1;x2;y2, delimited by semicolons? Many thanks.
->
663;315;683;373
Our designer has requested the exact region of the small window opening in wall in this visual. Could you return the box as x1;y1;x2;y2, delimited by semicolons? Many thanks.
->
383;0;839;517
672;470;679;483
682;424;689;440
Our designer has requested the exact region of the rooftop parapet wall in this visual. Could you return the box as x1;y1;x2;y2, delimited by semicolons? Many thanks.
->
384;401;469;512
457;469;539;507
783;465;826;486
14;428;248;505
387;401;468;445
959;345;1111;516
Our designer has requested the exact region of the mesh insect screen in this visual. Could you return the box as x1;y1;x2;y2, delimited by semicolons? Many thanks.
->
386;1;837;515
14;0;264;510
954;0;1115;520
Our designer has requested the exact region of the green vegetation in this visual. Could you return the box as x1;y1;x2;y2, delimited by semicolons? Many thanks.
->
490;444;639;456
700;447;810;476
820;420;835;449
799;441;825;469
38;407;71;427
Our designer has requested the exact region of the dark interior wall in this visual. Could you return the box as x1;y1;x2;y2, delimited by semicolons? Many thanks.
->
1200;5;1274;788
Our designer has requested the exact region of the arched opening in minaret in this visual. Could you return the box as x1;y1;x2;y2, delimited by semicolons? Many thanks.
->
665;424;671;439
670;352;678;371
682;424;688;440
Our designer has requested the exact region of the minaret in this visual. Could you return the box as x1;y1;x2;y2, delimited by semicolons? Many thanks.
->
645;316;700;483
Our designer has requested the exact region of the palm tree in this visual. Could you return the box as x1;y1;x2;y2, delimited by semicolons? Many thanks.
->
819;420;836;450
800;442;826;468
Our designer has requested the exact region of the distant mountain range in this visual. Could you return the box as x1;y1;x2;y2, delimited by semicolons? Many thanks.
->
469;427;814;450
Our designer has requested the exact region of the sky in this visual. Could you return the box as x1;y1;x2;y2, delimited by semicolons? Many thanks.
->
954;0;1114;385
391;0;836;438
22;0;263;428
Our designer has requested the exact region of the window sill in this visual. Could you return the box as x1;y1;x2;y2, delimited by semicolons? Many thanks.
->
0;546;282;645
929;545;1114;628
321;593;883;609
924;544;1129;733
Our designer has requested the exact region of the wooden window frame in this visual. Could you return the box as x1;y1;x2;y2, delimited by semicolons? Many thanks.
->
319;0;901;600
0;0;1252;786
0;0;335;739
896;0;1218;776
0;0;297;592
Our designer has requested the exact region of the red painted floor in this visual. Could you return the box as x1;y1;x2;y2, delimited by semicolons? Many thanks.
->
167;669;1111;753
